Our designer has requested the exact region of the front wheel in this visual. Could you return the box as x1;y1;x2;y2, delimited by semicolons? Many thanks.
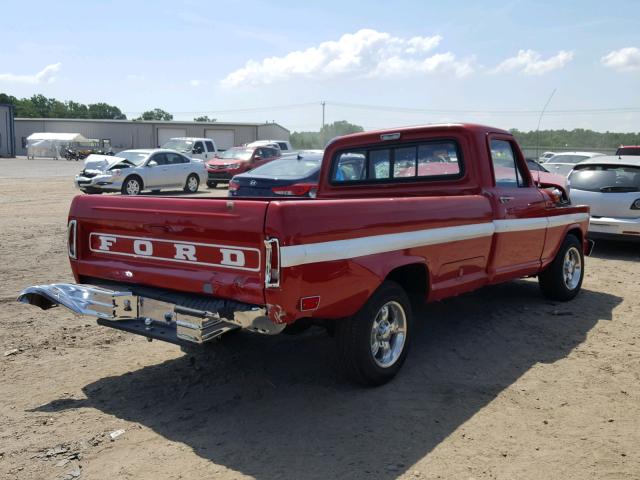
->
121;176;142;195
184;174;199;193
335;281;412;386
538;234;584;301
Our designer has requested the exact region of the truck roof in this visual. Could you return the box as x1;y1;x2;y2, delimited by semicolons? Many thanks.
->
329;123;512;145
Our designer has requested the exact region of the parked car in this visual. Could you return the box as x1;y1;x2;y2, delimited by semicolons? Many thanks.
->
247;139;294;153
615;145;640;156
569;155;640;240
538;151;556;163
20;124;590;386
544;152;605;177
75;149;206;195
161;137;218;161
526;159;569;192
205;145;280;188
228;151;323;197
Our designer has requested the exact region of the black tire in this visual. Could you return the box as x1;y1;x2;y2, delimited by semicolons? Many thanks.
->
184;174;200;193
539;234;584;301
335;281;412;386
207;181;218;189
81;189;103;195
151;189;161;194
121;176;143;195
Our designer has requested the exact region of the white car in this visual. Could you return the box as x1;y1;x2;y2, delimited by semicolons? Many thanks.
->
538;151;556;163
569;156;640;240
161;137;218;161
246;139;293;153
75;149;207;195
544;151;605;177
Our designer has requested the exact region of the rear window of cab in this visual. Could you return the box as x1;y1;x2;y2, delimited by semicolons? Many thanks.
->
331;140;463;184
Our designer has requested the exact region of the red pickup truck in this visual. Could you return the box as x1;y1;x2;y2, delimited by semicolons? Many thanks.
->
19;124;591;386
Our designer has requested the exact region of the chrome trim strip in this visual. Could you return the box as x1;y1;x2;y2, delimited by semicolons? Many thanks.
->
68;220;77;259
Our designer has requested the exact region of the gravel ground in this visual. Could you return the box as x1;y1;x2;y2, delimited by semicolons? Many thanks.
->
1;157;639;480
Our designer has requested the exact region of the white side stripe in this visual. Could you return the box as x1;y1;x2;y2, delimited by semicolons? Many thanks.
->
279;212;589;268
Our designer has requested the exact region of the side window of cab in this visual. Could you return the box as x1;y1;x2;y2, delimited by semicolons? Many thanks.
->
490;139;527;187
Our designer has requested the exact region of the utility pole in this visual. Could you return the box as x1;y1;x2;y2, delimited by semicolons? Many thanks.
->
321;100;326;147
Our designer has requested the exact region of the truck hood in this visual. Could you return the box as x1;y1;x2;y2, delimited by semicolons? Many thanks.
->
84;155;135;172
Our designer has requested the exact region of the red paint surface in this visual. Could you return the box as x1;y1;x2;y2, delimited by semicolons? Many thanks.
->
67;124;590;325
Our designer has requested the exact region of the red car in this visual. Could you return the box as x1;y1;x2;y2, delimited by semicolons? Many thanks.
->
615;146;640;156
19;124;590;386
205;145;280;188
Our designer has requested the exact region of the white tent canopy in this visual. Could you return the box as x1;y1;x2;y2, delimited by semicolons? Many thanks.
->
27;132;89;142
26;132;90;159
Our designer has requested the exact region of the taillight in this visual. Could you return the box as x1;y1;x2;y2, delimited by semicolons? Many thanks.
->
271;183;318;196
229;179;239;191
68;219;77;259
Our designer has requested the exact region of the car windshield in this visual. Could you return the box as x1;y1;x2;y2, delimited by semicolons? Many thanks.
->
162;139;193;152
569;165;640;192
547;154;589;164
115;151;149;166
220;149;253;160
250;157;322;177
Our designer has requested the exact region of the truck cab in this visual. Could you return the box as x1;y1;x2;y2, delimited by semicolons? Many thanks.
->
161;137;218;161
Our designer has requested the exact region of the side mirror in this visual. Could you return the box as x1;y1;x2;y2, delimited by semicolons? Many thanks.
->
193;147;203;154
253;155;261;161
148;160;158;167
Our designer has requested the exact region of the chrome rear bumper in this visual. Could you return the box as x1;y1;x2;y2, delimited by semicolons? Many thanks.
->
17;283;284;344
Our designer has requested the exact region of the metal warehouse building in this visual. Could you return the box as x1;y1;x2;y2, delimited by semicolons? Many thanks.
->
0;104;16;157
13;118;289;155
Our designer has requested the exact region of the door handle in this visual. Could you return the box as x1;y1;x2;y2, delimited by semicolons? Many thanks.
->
499;196;514;204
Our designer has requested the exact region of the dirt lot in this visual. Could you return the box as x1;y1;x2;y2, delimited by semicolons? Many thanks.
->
1;157;639;480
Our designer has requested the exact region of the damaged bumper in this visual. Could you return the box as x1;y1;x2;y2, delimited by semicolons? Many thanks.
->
17;283;284;345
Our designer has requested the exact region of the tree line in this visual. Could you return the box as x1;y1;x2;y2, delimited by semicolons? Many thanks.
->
510;128;640;148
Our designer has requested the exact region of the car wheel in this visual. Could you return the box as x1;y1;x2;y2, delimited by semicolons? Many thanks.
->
184;174;199;193
207;181;218;189
335;281;412;386
538;234;584;301
122;176;143;195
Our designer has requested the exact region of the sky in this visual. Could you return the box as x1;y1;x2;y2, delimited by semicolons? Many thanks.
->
1;0;639;133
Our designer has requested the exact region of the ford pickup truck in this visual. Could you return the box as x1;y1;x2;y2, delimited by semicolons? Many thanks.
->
18;124;592;386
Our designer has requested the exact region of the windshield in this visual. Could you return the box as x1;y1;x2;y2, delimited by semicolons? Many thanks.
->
569;165;640;192
251;157;322;177
162;139;193;152
547;154;589;165
220;149;253;161
115;151;149;166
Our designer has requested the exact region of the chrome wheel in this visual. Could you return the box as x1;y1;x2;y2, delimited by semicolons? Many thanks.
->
187;175;199;192
370;301;407;368
125;178;140;195
563;246;582;290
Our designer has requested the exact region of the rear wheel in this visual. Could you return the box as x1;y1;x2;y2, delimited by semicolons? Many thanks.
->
122;176;143;195
184;174;199;193
539;234;584;301
207;181;218;189
335;281;412;386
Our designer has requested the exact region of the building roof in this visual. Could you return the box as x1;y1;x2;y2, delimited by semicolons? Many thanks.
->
15;117;289;132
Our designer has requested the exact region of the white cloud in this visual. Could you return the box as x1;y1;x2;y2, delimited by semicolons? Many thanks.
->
189;79;202;87
491;50;574;75
601;47;640;72
0;63;62;84
221;29;473;87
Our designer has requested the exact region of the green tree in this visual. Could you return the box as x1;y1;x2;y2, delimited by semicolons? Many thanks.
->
194;115;216;122
136;108;173;121
87;102;126;119
291;120;364;149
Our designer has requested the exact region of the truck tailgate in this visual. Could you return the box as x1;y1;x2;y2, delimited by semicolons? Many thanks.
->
69;195;269;305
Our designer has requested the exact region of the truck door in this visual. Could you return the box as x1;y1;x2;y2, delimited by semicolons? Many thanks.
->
487;136;548;281
192;141;206;161
204;140;216;160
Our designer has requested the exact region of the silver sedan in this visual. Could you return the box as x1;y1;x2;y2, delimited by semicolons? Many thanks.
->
569;155;640;240
75;149;207;195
